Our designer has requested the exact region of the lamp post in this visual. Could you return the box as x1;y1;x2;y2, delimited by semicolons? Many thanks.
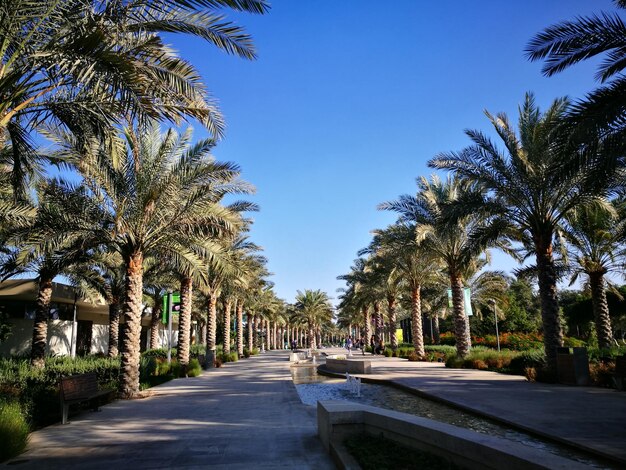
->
492;299;500;352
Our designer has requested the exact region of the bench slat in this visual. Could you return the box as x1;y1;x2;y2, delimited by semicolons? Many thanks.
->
60;372;113;424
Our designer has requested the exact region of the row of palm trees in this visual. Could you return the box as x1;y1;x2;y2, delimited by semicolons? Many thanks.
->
0;0;272;398
338;1;626;370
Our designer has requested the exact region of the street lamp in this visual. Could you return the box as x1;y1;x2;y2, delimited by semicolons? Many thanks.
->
492;299;500;352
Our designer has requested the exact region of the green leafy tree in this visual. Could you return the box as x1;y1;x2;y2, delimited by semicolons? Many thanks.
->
381;175;500;357
53;122;251;396
0;0;269;197
293;290;333;350
526;0;626;162
430;93;613;368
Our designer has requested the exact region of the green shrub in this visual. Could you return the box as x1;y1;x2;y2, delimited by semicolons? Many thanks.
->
142;348;172;359
228;352;238;362
407;351;419;361
384;348;393;357
251;348;260;356
0;356;120;428
0;400;29;462
508;349;545;374
563;337;587;348
186;359;202;377
243;348;251;358
190;344;205;358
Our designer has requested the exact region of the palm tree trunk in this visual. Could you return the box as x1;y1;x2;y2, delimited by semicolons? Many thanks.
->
373;301;383;342
177;276;193;367
200;321;207;346
308;325;316;349
273;322;278;349
363;306;371;346
150;296;161;350
534;239;563;370
589;272;614;349
222;298;232;354
205;291;218;369
387;294;398;351
252;315;258;348
247;313;254;351
450;273;471;357
108;301;121;357
411;285;425;356
119;251;144;398
236;299;244;356
31;275;54;368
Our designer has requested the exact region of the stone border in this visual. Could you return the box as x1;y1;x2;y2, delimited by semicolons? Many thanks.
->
320;359;371;374
316;367;623;466
317;401;589;470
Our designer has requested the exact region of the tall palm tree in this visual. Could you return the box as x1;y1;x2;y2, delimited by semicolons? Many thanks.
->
1;178;108;367
430;94;613;368
564;205;622;349
0;0;269;197
363;224;441;356
338;258;378;345
52;122;251;396
381;175;500;357
293;290;333;350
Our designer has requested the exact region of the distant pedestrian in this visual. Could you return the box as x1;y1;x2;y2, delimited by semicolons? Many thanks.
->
358;338;365;355
346;336;353;356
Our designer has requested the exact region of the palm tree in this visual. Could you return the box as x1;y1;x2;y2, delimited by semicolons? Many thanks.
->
381;175;500;358
293;290;333;350
526;0;626;159
363;224;441;356
52;122;251;396
1;178;108;367
430;94;613;368
0;0;269;197
564;205;622;349
338;258;378;346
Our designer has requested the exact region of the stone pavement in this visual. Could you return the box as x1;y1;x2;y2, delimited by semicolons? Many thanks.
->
321;347;626;466
5;351;334;469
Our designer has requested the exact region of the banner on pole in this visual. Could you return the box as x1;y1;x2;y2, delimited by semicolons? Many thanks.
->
447;288;473;316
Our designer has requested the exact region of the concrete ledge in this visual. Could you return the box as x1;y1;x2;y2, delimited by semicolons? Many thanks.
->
289;352;308;362
324;358;371;374
317;401;588;470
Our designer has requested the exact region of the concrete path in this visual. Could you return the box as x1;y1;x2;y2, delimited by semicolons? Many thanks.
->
321;348;626;466
5;351;334;470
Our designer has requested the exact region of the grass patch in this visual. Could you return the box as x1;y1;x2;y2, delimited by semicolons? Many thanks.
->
344;432;463;470
0;400;29;462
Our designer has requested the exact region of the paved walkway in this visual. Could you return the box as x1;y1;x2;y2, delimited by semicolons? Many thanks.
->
5;351;334;469
321;347;626;466
6;348;626;468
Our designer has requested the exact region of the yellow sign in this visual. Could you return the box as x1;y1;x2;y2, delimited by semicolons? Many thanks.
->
396;328;403;343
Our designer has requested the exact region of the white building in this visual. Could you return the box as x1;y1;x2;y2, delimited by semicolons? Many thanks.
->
0;279;177;358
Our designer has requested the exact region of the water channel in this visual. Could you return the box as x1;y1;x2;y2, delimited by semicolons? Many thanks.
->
291;359;617;469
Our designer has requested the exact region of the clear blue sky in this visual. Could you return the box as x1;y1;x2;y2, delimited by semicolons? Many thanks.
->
165;0;613;304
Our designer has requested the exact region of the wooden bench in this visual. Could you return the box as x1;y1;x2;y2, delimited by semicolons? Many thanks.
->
615;355;626;391
59;372;113;424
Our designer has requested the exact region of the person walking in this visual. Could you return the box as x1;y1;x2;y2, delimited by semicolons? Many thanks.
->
346;336;353;357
